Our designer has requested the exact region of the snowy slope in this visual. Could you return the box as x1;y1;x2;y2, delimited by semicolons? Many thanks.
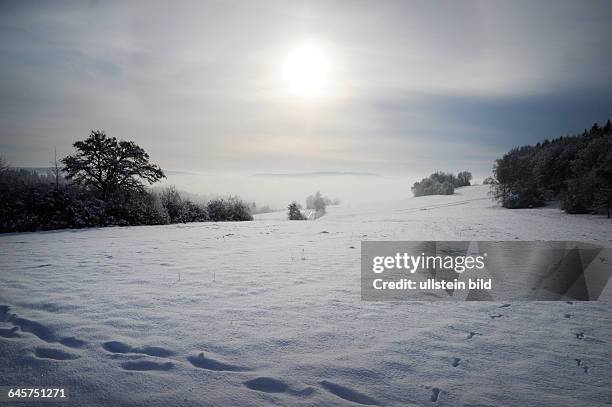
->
1;186;611;406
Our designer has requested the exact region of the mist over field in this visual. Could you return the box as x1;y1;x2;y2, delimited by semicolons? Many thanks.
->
159;171;483;208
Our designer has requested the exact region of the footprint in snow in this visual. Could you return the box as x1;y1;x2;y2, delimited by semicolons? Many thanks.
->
34;347;79;360
320;380;379;406
187;352;251;372
430;387;441;402
244;377;288;393
0;305;87;348
121;360;174;371
60;337;87;348
452;357;461;367
0;326;20;338
244;377;315;396
467;331;481;339
576;332;585;340
102;341;174;357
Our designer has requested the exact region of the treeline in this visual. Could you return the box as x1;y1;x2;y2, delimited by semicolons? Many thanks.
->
0;131;253;233
411;171;472;197
490;119;612;213
0;169;253;233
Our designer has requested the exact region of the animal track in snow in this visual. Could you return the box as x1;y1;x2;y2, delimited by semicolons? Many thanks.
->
452;357;461;367
576;332;585;340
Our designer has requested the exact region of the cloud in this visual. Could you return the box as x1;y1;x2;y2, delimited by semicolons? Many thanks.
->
0;0;611;184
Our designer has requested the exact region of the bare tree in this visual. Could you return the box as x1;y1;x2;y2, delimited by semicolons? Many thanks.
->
0;155;8;183
0;154;8;173
50;147;61;190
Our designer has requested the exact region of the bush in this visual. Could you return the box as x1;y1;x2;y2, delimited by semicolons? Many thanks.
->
457;171;472;187
104;190;169;226
306;191;327;218
412;170;474;197
206;197;253;222
429;172;458;187
159;186;185;223
287;202;306;220
182;200;209;222
0;170;103;232
412;173;456;197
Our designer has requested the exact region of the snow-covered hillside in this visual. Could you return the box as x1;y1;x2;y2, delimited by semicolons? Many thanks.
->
1;186;611;406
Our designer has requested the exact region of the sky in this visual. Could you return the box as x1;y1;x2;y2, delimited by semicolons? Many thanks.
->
1;0;612;206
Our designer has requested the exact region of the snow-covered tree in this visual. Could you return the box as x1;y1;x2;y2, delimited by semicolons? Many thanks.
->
62;131;165;199
288;202;306;220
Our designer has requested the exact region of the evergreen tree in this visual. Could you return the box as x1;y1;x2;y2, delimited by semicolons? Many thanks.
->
288;202;306;220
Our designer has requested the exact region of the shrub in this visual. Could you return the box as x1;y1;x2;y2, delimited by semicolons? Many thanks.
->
306;191;327;218
457;171;472;187
159;186;186;223
207;197;253;222
412;174;456;197
182;200;209;222
288;202;306;220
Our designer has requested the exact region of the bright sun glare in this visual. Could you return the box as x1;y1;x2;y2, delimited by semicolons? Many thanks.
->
282;42;330;98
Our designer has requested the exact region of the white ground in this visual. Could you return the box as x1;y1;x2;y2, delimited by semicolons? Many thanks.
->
1;186;611;406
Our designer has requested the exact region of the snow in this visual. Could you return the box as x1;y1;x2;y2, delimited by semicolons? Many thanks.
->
1;186;611;406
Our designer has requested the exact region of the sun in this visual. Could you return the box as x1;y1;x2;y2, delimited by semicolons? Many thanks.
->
282;42;330;98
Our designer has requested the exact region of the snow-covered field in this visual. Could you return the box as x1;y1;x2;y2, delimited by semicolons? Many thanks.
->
1;186;611;406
